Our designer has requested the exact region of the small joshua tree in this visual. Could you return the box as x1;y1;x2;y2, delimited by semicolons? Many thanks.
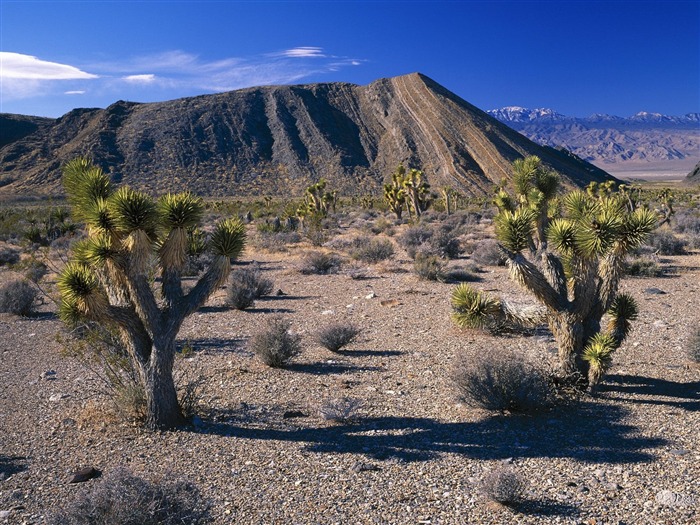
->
57;158;246;429
451;156;656;389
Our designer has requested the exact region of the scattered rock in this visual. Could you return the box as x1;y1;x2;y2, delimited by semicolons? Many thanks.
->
40;370;56;380
669;449;689;456
49;393;69;402
0;510;11;519
652;320;668;328
644;287;666;295
275;289;287;296
380;299;400;307
351;462;380;473
69;467;101;483
655;489;696;508
365;292;377;299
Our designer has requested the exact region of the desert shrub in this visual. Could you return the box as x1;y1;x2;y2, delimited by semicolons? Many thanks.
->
469;238;506;267
645;229;687;255
445;266;479;283
256;231;302;252
686;233;700;250
414;253;446;281
453;349;551;413
399;226;433;258
47;466;210;525
430;226;461;259
624;256;664;277
20;259;48;283
369;216;395;235
250;316;302;367
0;279;37;316
480;466;527;505
226;265;274;310
673;210;700;234
687;327;700;363
0;246;20;266
319;397;363;423
350;237;395;263
299;251;342;275
316;323;360;352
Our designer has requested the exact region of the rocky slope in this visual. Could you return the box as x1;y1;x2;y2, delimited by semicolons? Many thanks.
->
488;107;699;172
0;74;611;198
0;114;54;149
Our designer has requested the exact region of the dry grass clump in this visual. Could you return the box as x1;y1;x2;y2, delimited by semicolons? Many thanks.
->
249;316;302;367
299;251;342;275
453;348;551;413
624;255;664;277
687;327;700;363
0;246;20;266
468;238;506;267
319;397;364;423
349;236;395;263
47;466;210;525
226;264;274;310
316;322;360;352
413;253;447;281
0;279;37;316
480;465;527;505
645;229;687;255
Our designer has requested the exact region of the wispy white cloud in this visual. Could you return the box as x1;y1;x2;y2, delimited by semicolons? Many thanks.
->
1;47;365;113
122;74;156;84
1;52;98;80
276;47;326;58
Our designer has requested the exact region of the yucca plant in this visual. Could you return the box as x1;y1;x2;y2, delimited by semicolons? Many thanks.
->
58;158;246;429
451;156;656;389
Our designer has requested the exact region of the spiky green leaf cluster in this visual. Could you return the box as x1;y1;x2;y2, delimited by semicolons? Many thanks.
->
158;192;204;230
451;284;501;330
108;187;158;236
582;333;617;373
495;208;536;253
209;218;246;258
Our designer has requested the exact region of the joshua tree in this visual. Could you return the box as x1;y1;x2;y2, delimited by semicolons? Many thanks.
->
441;186;457;215
384;163;432;220
57;158;246;429
451;156;656;389
383;170;406;220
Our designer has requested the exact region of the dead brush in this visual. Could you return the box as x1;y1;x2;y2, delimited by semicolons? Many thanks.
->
319;397;364;423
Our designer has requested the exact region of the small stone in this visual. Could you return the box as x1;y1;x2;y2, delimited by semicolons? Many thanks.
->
40;370;57;380
351;462;380;472
69;467;101;483
321;310;334;315
603;482;622;491
656;489;696;507
0;510;11;519
49;393;69;402
669;449;689;456
566;481;577;487
644;287;666;295
653;320;668;328
365;292;376;299
275;289;286;296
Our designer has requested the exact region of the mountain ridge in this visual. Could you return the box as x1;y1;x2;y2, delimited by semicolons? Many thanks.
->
0;73;613;197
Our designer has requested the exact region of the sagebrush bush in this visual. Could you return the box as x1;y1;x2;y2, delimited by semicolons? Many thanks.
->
453;349;551;413
255;231;302;252
319;397;363;422
226;265;274;310
624;256;664;277
480;466;527;505
47;466;210;525
399;226;433;258
0;246;20;266
645;229;687;255
250;316;302;367
317;323;360;352
349;237;394;263
469;238;506;267
413;253;446;281
687;327;700;363
0;279;37;316
299;251;342;275
673;210;700;235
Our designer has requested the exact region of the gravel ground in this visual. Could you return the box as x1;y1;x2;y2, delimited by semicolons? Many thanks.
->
0;223;698;525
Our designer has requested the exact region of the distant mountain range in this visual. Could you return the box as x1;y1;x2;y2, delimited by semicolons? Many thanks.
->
0;74;612;198
487;107;699;170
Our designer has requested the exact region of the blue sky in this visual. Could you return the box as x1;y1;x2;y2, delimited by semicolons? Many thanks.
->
1;0;698;118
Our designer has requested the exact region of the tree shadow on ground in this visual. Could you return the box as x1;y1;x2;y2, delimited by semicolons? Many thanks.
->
178;337;249;356
194;400;666;465
514;498;580;517
0;455;27;477
286;362;385;375
335;349;405;358
599;374;700;411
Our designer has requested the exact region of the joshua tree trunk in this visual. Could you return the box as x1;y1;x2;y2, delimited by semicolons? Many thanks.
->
549;313;586;378
143;340;184;429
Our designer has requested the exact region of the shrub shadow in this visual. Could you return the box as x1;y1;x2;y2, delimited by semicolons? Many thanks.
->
0;455;27;477
335;349;405;357
195;400;666;464
285;362;385;375
178;337;249;356
599;374;700;411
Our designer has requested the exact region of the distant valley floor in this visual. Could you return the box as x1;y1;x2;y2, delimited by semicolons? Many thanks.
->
592;158;699;182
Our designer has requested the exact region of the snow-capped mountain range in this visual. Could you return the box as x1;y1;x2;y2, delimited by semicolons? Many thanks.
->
487;107;699;169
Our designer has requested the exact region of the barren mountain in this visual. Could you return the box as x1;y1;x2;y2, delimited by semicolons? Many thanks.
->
0;114;54;149
687;161;700;184
488;106;700;177
0;73;611;198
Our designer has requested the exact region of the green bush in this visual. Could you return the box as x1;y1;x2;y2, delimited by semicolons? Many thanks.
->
413;253;446;281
